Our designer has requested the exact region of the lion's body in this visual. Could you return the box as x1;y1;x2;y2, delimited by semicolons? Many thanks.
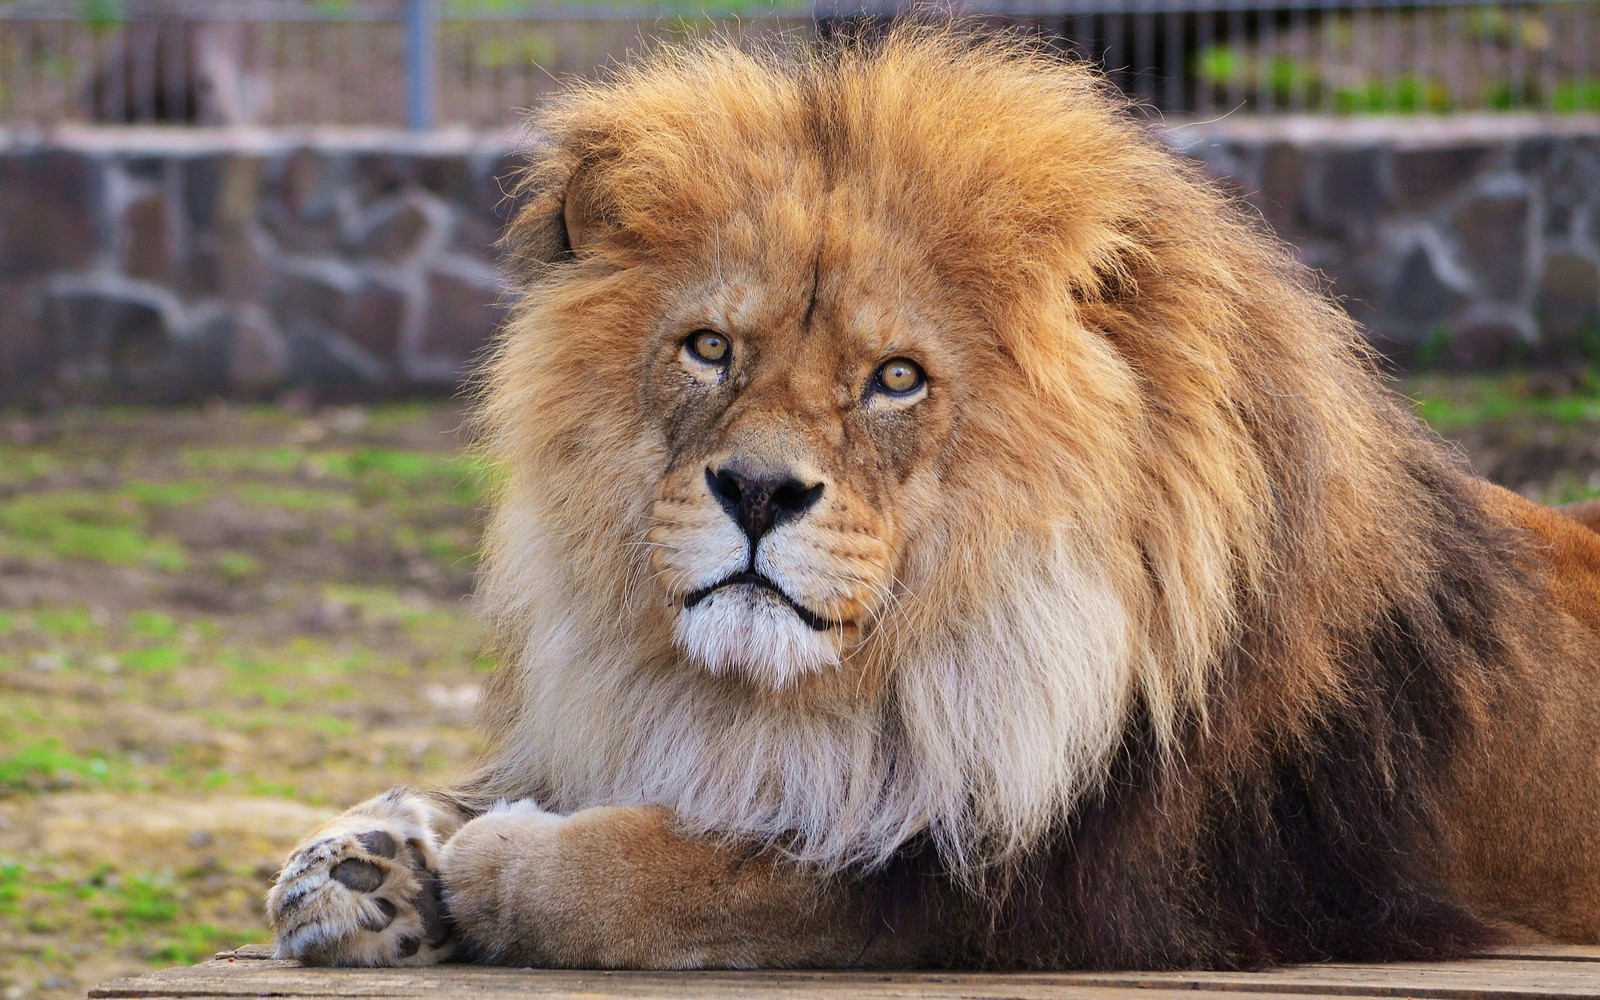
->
266;28;1600;970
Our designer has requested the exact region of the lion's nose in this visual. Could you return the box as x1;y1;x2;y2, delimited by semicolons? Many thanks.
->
705;464;823;543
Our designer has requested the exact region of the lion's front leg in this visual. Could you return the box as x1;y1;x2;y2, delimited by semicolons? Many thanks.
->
440;802;904;968
268;788;470;966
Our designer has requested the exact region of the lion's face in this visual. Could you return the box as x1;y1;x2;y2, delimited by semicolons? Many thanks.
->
639;244;967;687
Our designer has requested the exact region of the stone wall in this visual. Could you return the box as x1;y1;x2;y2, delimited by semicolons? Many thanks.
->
0;127;521;405
2;117;1599;404
1172;115;1600;368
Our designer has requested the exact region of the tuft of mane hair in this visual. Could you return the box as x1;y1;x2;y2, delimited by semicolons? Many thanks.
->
459;24;1582;969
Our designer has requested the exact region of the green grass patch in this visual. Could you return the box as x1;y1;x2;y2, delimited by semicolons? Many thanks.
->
121;645;183;674
423;530;477;567
232;483;355;512
179;445;307;476
0;860;23;914
120;481;213;506
89;872;181;926
0;491;188;570
0;740;118;793
218;651;286;678
221;675;293;707
0;448;59;483
24;606;97;639
309;714;357;737
341;448;492;505
213;550;263;580
1546;479;1600;505
1409;373;1600;432
127;611;181;642
149;922;250;965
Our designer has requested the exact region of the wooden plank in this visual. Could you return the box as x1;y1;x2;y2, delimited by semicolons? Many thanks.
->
1488;947;1600;964
210;944;1600;965
90;946;1600;1000
85;959;1314;1000
1044;962;1600;998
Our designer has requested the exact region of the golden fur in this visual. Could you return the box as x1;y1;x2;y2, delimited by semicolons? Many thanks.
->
267;26;1600;970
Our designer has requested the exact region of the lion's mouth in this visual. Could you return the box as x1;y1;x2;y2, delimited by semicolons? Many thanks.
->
683;572;839;632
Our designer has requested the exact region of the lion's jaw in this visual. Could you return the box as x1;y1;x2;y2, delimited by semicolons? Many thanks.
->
670;572;843;687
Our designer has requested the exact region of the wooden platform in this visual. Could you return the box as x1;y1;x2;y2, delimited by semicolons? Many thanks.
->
88;944;1600;1000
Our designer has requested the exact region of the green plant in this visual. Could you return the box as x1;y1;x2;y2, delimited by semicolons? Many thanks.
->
1335;75;1451;114
79;0;123;30
1194;45;1245;87
1552;79;1600;112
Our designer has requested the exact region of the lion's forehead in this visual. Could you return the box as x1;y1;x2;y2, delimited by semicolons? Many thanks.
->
562;43;1148;308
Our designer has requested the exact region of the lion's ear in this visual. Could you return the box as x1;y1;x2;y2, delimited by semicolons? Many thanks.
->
506;152;614;267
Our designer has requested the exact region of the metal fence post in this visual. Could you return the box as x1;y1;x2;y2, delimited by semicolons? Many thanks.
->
405;0;437;129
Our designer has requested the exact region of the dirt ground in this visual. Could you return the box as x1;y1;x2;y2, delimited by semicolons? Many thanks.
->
0;402;489;998
1;374;1597;999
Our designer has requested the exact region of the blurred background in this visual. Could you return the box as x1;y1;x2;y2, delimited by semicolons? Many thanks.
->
0;2;1597;998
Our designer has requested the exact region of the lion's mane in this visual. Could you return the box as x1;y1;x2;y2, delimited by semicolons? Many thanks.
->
465;27;1539;967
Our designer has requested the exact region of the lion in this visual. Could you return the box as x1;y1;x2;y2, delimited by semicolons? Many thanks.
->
265;27;1600;970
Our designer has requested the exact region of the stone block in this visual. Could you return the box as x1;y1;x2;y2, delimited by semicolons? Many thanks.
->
216;309;292;394
1514;138;1557;173
1442;316;1532;369
1389;145;1495;209
0;151;103;278
1308;148;1384;239
1185;140;1259;192
268;267;406;364
184;229;265;301
268;268;345;329
350;151;417;206
40;284;218;403
122;190;174;284
351;197;433;263
0;279;50;398
416;269;504;377
1536;252;1600;350
1386;244;1468;326
417;155;471;202
1449;193;1530;302
1256;143;1309;234
262;148;347;253
342;277;408;363
123;155;168;183
1544;147;1600;211
451;209;507;260
279;318;389;397
1546;203;1574;238
183;152;264;235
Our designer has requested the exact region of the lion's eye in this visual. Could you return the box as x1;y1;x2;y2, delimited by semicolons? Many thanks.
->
685;330;730;365
874;358;925;396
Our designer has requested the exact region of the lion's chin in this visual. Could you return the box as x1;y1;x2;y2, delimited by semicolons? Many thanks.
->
672;585;842;687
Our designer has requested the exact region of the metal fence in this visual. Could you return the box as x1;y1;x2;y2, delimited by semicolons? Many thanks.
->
0;0;1596;127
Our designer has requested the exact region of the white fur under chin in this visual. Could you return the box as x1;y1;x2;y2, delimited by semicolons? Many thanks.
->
672;585;841;686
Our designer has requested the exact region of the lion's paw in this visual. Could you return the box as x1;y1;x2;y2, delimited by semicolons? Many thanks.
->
268;793;454;967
